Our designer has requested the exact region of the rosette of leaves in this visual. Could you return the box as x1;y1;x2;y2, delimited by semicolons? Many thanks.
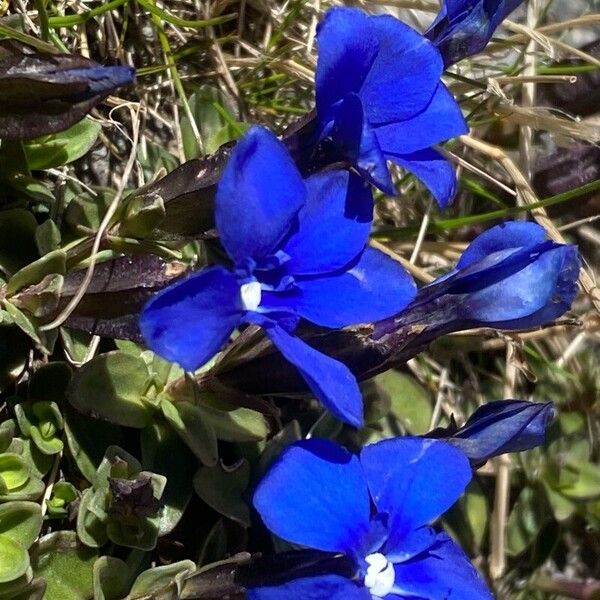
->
46;482;78;519
0;419;47;502
15;401;63;455
77;446;166;551
0;501;42;595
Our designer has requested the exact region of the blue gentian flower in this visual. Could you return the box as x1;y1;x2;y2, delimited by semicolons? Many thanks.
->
426;0;525;67
139;126;416;427
426;400;555;465
288;6;468;208
250;437;493;599
374;221;580;341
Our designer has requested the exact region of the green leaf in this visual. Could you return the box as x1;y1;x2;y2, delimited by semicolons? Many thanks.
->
197;519;228;567
0;454;30;491
64;407;125;484
543;482;576;522
559;459;600;501
75;489;108;549
2;303;43;347
35;220;61;256
160;400;218;466
6;250;66;296
180;84;244;159
373;371;433;435
0;502;42;549
66;351;154;428
193;460;251;527
119;193;166;238
444;479;489;554
0;567;46;600
63;188;112;233
30;531;98;600
92;556;130;600
507;487;550;557
197;403;269;442
16;439;53;479
127;560;195;599
23;119;101;170
47;482;78;518
0;421;16;454
0;534;29;583
140;422;195;536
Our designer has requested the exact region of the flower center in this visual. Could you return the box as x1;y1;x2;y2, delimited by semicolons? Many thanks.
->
364;552;395;597
240;281;262;311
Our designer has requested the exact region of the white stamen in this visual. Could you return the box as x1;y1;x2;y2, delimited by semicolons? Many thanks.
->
364;553;395;597
240;281;262;311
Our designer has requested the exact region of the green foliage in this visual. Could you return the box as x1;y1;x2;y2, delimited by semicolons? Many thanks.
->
76;446;166;551
22;119;101;171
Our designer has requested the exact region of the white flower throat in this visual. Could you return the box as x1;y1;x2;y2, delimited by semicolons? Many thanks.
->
364;552;395;597
240;281;262;311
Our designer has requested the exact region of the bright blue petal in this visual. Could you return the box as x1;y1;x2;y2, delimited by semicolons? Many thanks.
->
330;94;394;195
374;84;467;155
456;221;547;270
392;533;493;599
385;526;436;563
139;266;242;372
248;575;370;600
215;126;306;264
253;439;371;554
360;438;471;545
265;323;365;427
455;244;578;322
489;244;579;329
361;14;443;125
282;171;373;276
315;7;378;119
404;239;579;334
388;147;457;208
290;247;417;328
436;400;555;463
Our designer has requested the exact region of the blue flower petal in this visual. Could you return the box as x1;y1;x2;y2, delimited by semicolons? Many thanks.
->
139;266;242;372
315;7;378;120
456;244;578;322
330;94;395;195
434;400;555;463
401;234;579;335
360;438;471;545
388;147;458;208
385;526;437;563
215;126;306;264
253;440;371;554
456;221;547;270
282;171;373;276
375;83;468;155
264;323;364;427
248;575;370;600
290;247;417;328
361;14;443;125
392;533;493;599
